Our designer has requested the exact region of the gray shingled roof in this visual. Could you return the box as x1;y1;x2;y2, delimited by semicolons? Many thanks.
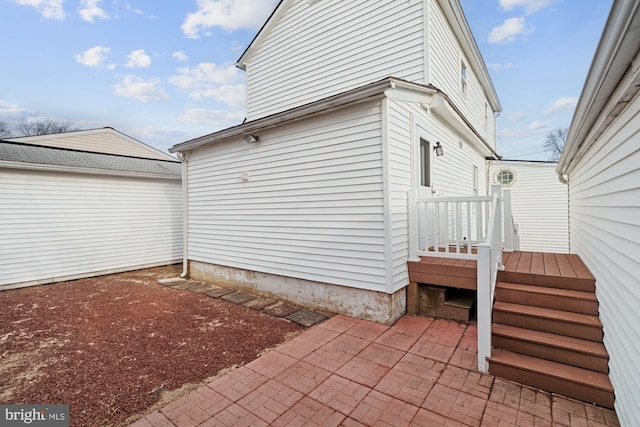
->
0;141;181;177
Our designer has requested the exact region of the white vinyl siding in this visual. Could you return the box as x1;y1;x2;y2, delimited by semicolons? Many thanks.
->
568;92;640;426
387;99;488;198
186;102;389;292
428;0;495;148
384;98;489;291
245;0;424;120
489;161;569;253
386;100;414;292
0;169;182;288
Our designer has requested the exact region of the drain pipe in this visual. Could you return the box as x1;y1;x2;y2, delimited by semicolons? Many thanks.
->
177;151;189;278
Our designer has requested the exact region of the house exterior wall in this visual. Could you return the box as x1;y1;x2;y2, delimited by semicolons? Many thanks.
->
244;0;498;151
388;100;488;197
427;0;496;148
385;99;414;291
245;0;425;121
385;97;490;285
0;168;182;289
185;101;390;293
488;161;569;253
567;92;640;426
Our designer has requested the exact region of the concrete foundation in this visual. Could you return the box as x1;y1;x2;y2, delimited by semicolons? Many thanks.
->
189;260;406;325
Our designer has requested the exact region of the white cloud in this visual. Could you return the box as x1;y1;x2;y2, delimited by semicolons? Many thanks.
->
499;0;557;15
79;0;109;23
0;100;29;120
487;62;514;72
11;0;65;19
125;49;152;68
123;2;143;15
169;63;244;108
230;40;245;51
507;112;526;121
499;128;534;139
170;63;243;89
543;96;579;115
181;0;279;38
114;75;169;102
498;121;550;139
190;84;246;108
75;46;112;67
176;108;245;126
172;51;188;62
488;17;527;44
529;120;549;130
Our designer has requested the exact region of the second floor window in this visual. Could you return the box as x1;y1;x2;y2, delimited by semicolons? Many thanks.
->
461;61;468;96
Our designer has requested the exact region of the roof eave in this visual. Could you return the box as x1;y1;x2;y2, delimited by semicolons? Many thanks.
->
557;0;640;179
170;78;431;153
0;160;181;180
437;0;502;113
431;92;500;159
236;0;289;70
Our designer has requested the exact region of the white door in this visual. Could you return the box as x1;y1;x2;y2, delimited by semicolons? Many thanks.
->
415;124;434;250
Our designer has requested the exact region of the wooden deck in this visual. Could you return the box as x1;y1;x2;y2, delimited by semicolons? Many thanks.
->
407;251;612;407
408;256;478;290
501;251;596;291
408;251;595;291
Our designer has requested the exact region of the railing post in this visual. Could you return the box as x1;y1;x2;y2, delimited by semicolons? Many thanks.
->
477;242;492;373
408;189;421;262
491;185;503;268
503;189;514;252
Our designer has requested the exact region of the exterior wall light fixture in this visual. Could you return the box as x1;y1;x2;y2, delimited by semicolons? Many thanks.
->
433;141;444;157
244;134;259;143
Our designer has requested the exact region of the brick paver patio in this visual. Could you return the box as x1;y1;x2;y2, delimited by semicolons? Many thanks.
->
131;315;620;426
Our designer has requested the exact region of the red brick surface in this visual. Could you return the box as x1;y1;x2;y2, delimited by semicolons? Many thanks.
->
132;315;620;426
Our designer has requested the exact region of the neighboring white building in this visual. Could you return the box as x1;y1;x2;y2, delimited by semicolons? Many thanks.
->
6;127;176;161
557;0;640;424
488;160;568;253
0;133;182;290
171;0;501;323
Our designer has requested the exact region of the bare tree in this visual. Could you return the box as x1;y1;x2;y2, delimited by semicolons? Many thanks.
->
0;121;11;138
16;117;77;136
544;128;568;161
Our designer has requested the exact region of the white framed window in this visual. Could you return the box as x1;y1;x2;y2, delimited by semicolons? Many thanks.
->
460;60;468;96
495;169;515;186
472;165;479;196
419;137;431;188
484;102;490;128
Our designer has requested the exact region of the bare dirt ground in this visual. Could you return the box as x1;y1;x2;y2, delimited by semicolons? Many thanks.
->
0;265;304;426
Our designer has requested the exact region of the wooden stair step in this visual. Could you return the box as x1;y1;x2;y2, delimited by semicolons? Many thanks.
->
445;294;475;309
495;282;599;315
498;270;595;292
492;323;609;373
493;301;603;341
489;349;614;408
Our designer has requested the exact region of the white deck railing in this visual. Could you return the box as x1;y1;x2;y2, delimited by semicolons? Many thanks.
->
408;192;494;260
408;185;519;373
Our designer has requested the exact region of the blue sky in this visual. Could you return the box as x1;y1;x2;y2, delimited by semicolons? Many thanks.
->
0;0;612;159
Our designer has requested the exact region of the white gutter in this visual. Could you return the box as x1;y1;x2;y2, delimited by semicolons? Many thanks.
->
557;0;640;182
177;152;189;278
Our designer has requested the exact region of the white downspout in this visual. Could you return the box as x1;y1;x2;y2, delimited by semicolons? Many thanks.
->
177;151;188;278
